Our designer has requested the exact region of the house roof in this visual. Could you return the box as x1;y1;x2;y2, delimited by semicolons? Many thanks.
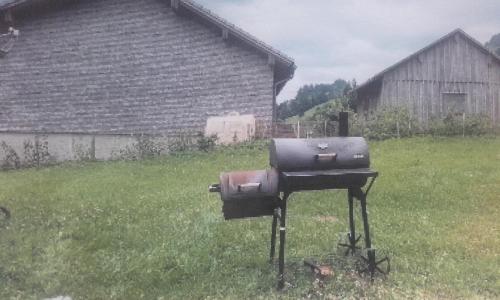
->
0;0;28;10
354;28;500;93
171;0;295;92
177;0;294;67
0;0;296;92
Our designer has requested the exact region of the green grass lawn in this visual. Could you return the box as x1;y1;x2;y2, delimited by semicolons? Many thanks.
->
0;137;499;299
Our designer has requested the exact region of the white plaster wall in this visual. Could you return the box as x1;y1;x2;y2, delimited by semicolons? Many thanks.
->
0;133;167;164
205;113;256;144
94;135;137;160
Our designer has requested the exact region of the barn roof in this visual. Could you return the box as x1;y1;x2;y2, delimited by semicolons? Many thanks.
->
0;0;296;91
354;28;500;93
0;0;23;9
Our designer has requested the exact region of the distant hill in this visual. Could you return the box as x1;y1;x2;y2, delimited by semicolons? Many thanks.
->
277;80;349;120
485;33;500;57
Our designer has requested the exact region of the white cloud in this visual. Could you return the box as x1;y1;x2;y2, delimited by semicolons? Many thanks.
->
196;0;500;102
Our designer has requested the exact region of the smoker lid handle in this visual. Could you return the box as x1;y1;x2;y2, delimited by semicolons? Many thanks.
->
238;182;262;192
314;153;337;161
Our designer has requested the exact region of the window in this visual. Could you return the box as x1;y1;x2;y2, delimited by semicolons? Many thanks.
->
442;93;466;116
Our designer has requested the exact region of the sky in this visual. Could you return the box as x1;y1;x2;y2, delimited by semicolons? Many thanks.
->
195;0;500;103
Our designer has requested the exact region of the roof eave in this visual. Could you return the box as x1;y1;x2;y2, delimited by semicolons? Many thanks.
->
0;0;28;11
174;0;296;84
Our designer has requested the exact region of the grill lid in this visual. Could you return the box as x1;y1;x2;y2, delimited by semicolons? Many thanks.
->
269;137;370;172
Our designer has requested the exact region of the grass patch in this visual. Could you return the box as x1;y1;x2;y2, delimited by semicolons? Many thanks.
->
0;138;499;299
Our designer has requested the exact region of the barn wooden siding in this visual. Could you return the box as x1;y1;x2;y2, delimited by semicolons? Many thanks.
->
357;30;500;125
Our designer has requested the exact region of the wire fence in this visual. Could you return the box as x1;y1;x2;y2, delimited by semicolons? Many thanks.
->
256;114;497;140
256;120;344;139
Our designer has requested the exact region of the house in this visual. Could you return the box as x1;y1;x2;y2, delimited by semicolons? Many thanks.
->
353;29;500;126
0;0;295;163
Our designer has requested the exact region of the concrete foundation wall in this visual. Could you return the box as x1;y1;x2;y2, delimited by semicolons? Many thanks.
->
0;133;174;166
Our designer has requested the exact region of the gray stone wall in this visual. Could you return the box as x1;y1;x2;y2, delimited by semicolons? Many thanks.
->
0;0;275;136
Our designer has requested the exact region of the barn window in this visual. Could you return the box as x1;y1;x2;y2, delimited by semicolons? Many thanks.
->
442;93;466;116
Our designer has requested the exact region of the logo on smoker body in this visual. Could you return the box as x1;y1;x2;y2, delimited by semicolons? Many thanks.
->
353;154;364;159
317;143;329;150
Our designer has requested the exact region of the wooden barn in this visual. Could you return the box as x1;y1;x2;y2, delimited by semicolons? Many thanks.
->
0;0;295;163
353;29;500;125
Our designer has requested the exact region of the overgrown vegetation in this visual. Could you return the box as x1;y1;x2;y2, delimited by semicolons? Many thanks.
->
0;137;53;170
1;133;220;168
0;137;499;299
0;141;20;170
292;98;495;140
160;131;218;154
428;113;492;136
196;132;218;152
362;109;493;139
117;136;166;161
23;137;52;167
361;107;416;140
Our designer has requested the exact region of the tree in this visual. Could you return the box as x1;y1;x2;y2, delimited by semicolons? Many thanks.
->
485;33;500;57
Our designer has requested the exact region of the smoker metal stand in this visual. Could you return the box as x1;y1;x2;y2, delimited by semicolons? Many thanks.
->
269;176;389;289
339;176;390;280
339;176;377;256
269;192;289;289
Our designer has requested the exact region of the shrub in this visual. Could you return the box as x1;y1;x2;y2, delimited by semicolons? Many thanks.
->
23;137;51;167
302;100;416;139
168;131;195;153
0;142;20;170
135;135;164;159
363;107;416;140
428;113;492;136
196;132;218;152
117;135;166;160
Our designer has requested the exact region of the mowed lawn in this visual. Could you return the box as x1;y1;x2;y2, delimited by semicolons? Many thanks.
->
0;137;499;299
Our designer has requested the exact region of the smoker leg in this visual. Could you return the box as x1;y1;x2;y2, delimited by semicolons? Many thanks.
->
277;194;289;290
359;192;372;250
357;188;390;279
339;189;361;255
359;190;375;278
269;208;279;263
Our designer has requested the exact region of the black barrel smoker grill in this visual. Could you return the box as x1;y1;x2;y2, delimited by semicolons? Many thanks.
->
209;113;389;289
